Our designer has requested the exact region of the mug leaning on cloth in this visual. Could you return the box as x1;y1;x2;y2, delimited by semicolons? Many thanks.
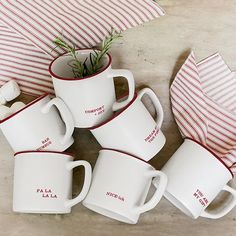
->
155;138;236;219
83;149;167;224
90;88;166;161
13;151;92;214
0;94;74;152
49;49;135;128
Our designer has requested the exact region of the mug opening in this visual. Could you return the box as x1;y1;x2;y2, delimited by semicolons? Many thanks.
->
0;93;48;124
14;150;74;159
100;149;156;168
83;201;137;224
164;191;197;219
49;49;112;81
185;138;234;178
89;92;138;130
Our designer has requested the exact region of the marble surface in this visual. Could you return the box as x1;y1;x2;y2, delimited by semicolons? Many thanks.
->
1;0;236;235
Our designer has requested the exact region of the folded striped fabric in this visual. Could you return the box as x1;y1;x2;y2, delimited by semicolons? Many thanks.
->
171;52;236;174
0;0;164;96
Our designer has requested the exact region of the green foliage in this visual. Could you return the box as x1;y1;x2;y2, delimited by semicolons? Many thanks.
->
53;30;122;78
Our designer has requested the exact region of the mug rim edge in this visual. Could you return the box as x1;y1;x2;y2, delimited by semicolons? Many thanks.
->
49;49;112;81
14;150;74;159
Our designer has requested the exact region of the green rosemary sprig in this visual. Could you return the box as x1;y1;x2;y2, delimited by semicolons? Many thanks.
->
53;30;122;78
53;37;86;77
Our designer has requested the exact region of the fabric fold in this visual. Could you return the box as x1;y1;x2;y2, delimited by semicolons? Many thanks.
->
171;52;236;174
170;52;208;145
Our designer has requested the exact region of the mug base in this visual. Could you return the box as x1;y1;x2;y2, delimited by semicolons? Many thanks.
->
82;201;138;224
13;208;71;214
164;191;198;219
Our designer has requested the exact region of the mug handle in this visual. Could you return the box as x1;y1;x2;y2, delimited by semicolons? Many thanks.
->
65;160;92;208
109;69;135;111
200;185;236;219
41;97;74;144
137;88;164;128
134;170;167;214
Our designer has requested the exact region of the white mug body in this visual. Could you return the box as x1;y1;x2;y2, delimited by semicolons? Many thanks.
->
90;89;166;161
49;50;135;128
82;149;167;224
159;139;234;219
13;151;92;214
0;94;74;152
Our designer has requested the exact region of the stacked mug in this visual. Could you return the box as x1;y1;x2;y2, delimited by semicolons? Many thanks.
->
0;85;93;214
0;49;167;223
49;49;168;224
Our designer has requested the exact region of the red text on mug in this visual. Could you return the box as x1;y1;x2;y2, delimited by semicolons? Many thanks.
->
144;125;158;143
106;191;125;202
193;189;208;207
85;105;105;116
37;137;52;150
36;188;57;198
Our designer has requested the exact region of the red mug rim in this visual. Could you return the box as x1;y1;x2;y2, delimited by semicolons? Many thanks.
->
14;150;74;158
89;92;138;130
0;93;48;124
185;138;234;178
48;49;112;81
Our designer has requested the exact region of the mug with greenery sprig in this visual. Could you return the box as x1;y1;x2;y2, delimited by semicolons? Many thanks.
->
53;30;122;78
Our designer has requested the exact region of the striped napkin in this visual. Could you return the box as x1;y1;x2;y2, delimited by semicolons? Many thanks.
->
171;52;236;174
0;0;164;96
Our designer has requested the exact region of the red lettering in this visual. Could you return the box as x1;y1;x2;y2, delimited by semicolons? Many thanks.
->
199;199;206;206
105;191;125;202
203;198;208;204
144;126;159;143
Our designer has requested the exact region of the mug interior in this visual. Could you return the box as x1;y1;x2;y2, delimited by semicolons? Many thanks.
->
0;94;48;124
100;148;155;168
164;191;197;219
83;202;137;224
49;49;111;80
185;138;233;178
89;93;138;130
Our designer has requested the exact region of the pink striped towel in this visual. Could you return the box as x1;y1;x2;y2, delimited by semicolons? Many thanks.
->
0;0;164;96
171;52;236;175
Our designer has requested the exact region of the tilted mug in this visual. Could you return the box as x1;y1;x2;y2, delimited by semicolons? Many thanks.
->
155;138;236;219
0;94;74;152
90;88;166;161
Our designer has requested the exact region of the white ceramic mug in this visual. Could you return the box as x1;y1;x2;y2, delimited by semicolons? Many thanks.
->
90;88;166;161
13;151;92;214
156;138;236;219
49;49;135;128
0;94;74;152
82;149;167;224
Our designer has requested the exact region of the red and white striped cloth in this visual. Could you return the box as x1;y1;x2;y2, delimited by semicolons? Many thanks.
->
0;0;164;96
171;52;236;174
